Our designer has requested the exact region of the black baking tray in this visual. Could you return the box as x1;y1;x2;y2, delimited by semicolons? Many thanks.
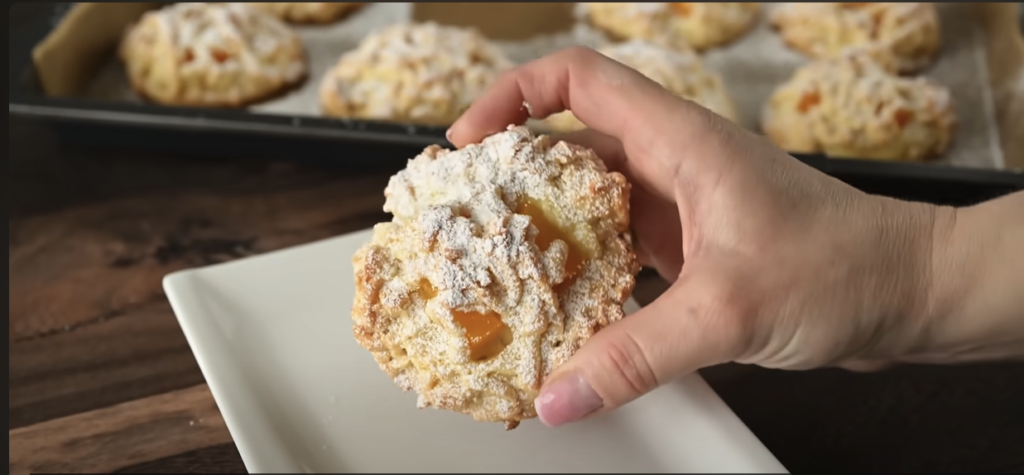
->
9;3;1024;206
8;3;451;149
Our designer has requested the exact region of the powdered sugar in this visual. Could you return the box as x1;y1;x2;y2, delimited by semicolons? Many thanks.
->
118;2;307;106
351;126;637;428
319;21;513;123
770;3;942;73
148;3;301;79
542;39;738;131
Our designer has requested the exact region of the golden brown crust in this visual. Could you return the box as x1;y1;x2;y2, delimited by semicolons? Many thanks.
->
318;22;513;126
119;3;308;108
770;3;941;74
252;2;364;25
580;3;760;52
351;126;639;429
544;40;739;133
761;52;956;162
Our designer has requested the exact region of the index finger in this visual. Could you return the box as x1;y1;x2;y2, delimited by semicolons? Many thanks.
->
447;46;723;201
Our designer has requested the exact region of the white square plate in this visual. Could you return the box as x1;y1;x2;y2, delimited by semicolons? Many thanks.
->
164;229;787;473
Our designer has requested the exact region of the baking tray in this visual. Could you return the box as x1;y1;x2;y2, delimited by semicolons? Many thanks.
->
9;2;1024;199
9;3;451;146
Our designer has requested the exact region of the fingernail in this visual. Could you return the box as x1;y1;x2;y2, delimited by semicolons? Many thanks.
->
535;373;604;427
445;128;454;143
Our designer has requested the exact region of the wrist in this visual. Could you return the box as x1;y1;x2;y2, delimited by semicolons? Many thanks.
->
848;196;949;364
912;203;964;360
904;194;1024;364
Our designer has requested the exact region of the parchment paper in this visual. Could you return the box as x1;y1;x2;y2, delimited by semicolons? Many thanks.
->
81;2;1005;169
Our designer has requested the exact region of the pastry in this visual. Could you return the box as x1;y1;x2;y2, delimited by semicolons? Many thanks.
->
351;126;639;429
770;3;941;74
545;40;739;133
119;3;307;108
319;22;514;126
761;52;955;161
580;3;760;52
252;2;363;24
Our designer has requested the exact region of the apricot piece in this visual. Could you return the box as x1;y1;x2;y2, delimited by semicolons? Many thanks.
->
452;311;512;361
516;199;587;294
797;90;822;113
894;109;914;128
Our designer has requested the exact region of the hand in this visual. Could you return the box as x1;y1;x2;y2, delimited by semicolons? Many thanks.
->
447;47;1024;427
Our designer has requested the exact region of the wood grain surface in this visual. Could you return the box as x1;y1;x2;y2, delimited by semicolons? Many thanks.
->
10;384;231;475
7;112;1024;474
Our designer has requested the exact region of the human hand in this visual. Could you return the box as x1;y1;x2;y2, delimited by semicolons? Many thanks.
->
446;47;1022;428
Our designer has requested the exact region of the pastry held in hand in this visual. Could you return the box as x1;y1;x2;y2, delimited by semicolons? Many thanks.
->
762;52;955;162
252;2;363;24
351;126;639;430
319;22;514;126
770;3;941;74
580;3;760;52
119;3;307;108
545;40;739;132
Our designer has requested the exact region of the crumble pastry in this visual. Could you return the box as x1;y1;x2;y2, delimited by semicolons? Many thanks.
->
251;2;364;24
119;3;308;108
762;52;955;161
579;3;761;52
351;126;639;430
319;22;514;126
770;3;941;74
544;40;739;133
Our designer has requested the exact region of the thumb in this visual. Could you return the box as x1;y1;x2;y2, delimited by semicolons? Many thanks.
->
535;273;744;427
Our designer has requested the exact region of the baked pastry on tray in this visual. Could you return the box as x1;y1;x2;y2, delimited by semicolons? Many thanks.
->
770;3;941;74
252;2;364;24
351;126;640;430
545;40;739;132
580;3;760;52
319;22;514;126
119;3;308;108
762;52;955;162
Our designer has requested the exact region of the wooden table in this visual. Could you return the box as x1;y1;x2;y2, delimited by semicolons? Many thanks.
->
8;117;1024;474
